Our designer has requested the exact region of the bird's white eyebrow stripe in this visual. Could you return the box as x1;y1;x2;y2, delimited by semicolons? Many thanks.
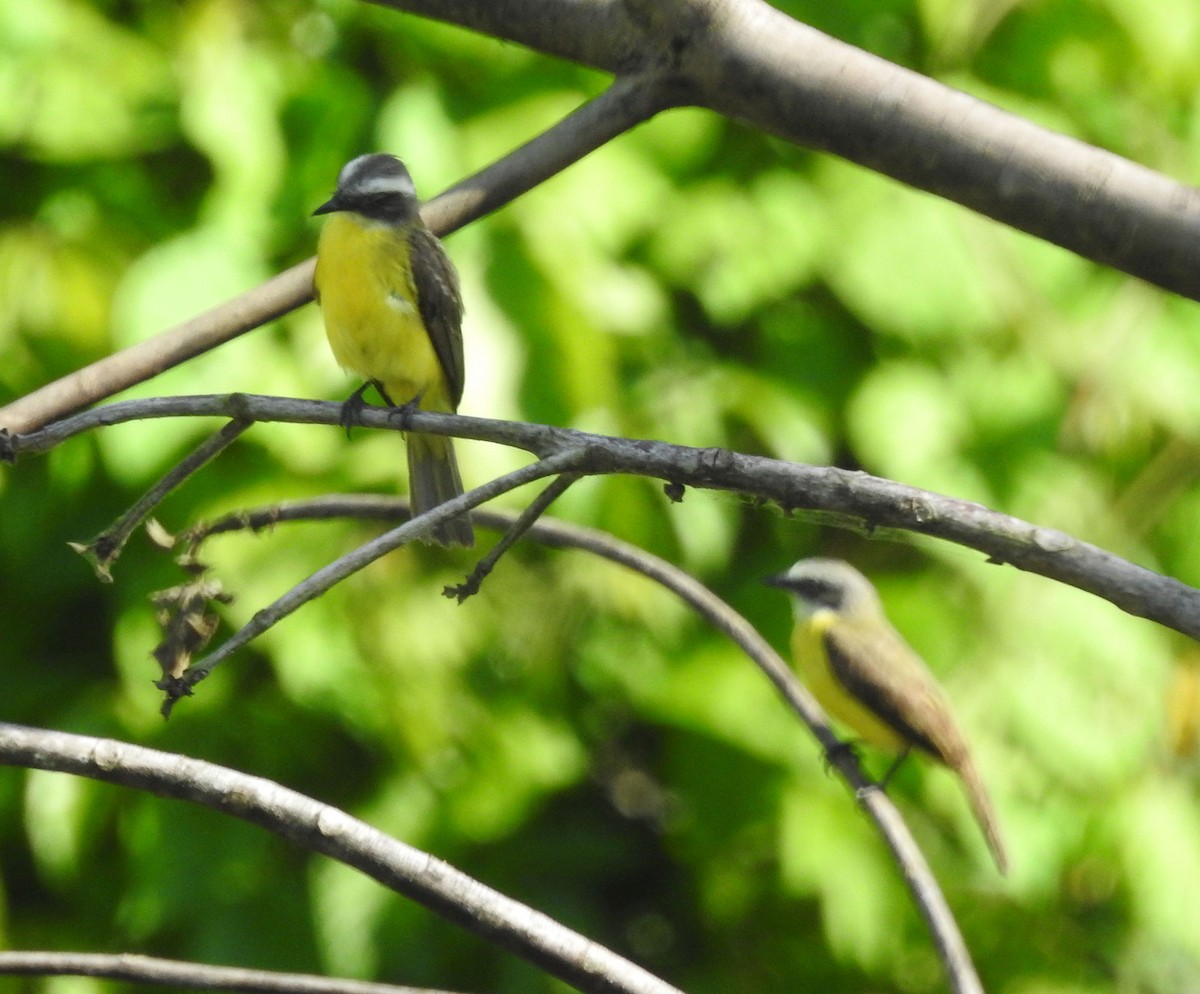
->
354;173;416;197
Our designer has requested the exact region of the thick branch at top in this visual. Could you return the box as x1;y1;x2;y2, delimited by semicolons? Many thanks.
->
377;0;1200;301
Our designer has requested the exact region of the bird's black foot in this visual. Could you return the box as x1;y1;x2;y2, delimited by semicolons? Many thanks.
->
385;390;425;432
877;746;911;790
340;383;377;437
821;739;861;777
852;748;912;800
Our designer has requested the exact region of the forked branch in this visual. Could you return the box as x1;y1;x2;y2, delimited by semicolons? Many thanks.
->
13;393;1200;643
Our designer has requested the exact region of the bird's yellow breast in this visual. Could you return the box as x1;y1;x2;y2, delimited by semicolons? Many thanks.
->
791;609;908;751
314;213;448;410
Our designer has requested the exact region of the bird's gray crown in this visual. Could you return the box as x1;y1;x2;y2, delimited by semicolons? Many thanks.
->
337;153;417;199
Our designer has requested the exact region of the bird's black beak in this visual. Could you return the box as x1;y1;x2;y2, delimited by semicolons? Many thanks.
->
312;195;341;216
763;573;791;590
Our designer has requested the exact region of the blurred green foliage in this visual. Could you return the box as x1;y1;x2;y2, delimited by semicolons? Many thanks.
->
2;0;1200;992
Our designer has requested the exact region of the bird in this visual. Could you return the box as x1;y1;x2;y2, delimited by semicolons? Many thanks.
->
766;558;1008;873
312;152;474;547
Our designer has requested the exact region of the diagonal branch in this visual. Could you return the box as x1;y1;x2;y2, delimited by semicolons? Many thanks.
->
0;724;687;994
0;500;992;994
0;74;670;437
0;951;464;994
159;448;585;713
376;0;1200;301
70;418;253;582
446;472;581;601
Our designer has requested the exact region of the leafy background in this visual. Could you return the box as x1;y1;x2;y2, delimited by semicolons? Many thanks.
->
2;0;1200;991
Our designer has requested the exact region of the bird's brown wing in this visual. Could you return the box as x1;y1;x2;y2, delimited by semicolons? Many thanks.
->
409;224;465;407
822;620;967;765
824;616;1008;873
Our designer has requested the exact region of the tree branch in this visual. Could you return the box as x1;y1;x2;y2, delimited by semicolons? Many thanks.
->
158;448;585;713
0;724;686;994
0;497;995;994
0;951;463;994
70;418;253;582
13;393;1199;643
377;0;1200;300
0;74;670;437
447;472;581;601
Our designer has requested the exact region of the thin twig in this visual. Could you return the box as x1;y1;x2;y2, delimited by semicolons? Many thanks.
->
181;494;422;546
0;951;465;994
446;472;581;602
159;449;585;714
0;724;688;994
70;418;252;581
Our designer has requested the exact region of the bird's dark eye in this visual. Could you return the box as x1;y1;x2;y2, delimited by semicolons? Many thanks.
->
795;578;842;609
349;191;416;224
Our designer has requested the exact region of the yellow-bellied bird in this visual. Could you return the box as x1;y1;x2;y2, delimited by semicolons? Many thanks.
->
313;153;473;547
767;558;1007;873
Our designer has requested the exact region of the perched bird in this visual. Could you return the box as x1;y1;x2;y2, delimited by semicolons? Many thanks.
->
313;153;473;547
766;558;1008;873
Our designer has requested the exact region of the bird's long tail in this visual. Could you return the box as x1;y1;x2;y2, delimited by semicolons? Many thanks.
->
407;432;474;547
953;752;1009;875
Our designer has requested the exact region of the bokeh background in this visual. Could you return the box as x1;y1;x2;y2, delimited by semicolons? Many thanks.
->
3;0;1200;991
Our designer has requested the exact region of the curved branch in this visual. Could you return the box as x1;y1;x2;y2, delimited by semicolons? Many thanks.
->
11;392;1198;643
0;498;991;994
0;725;685;994
502;508;986;994
378;0;1200;301
0;951;460;994
0;263;313;440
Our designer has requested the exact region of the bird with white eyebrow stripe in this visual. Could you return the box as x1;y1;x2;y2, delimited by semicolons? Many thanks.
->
312;153;473;547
